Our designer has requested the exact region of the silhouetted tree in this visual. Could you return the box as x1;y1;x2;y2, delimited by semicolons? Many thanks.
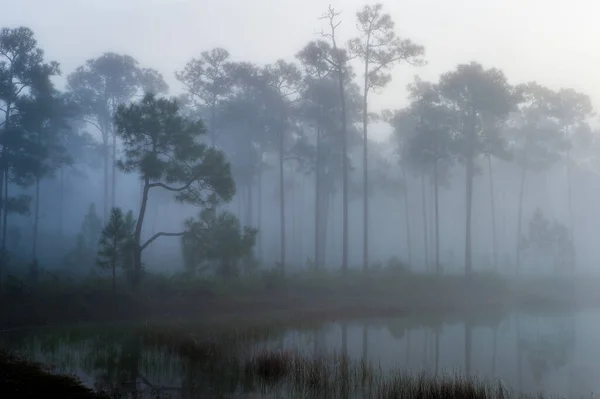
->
97;207;136;296
0;26;59;280
508;82;567;273
67;53;168;221
403;78;454;273
181;207;257;278
114;93;234;286
176;48;233;147
349;2;424;271
318;6;351;273
438;62;515;277
262;60;301;272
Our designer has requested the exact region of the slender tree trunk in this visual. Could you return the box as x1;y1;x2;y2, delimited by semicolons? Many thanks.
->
421;175;429;272
2;168;8;251
111;132;117;211
133;178;150;287
258;165;263;262
279;128;286;273
491;326;497;376
516;165;527;275
298;176;305;263
487;155;498;271
247;184;253;226
103;135;109;224
321;187;331;267
314;127;322;270
362;54;370;272
340;81;349;274
210;99;217;147
0;167;4;284
112;238;117;299
32;176;41;260
402;166;412;267
362;324;368;362
465;156;475;277
290;178;297;263
59;167;65;246
434;328;440;377
434;161;440;274
0;167;4;248
566;151;576;269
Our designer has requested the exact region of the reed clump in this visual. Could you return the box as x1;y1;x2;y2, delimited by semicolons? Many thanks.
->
242;350;538;399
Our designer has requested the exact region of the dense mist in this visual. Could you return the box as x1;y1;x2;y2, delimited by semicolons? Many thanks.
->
1;1;599;279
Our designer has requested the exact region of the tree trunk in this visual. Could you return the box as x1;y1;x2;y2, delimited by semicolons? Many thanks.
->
0;167;4;284
321;187;331;267
133;178;150;287
258;164;263;262
279;128;286;273
290;178;297;263
0;167;4;248
2;168;8;251
337;64;349;273
103;135;109;224
421;175;429;272
59;167;65;247
32;176;41;260
516;165;527;275
566;151;576;269
247;184;253;226
362;324;368;362
111;131;117;211
402;166;412;267
314;131;322;270
434;328;440;377
112;238;117;299
487;155;498;271
434;161;440;274
362;56;370;272
491;326;497;376
465;156;475;277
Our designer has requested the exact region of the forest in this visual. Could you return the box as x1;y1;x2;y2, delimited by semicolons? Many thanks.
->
0;3;596;298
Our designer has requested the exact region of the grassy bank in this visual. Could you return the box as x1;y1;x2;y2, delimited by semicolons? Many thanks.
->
0;325;588;398
0;267;588;330
0;345;548;399
0;350;108;398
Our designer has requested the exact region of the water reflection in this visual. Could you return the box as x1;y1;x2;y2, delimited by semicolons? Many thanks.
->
0;310;589;398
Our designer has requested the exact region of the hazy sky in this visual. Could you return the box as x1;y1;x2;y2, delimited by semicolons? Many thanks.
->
3;0;600;126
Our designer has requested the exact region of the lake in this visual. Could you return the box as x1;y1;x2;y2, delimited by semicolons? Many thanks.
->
0;308;597;398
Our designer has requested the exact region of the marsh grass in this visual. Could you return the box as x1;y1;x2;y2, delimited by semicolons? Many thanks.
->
138;328;561;399
240;350;557;399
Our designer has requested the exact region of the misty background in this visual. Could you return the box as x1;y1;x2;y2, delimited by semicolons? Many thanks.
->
2;0;600;274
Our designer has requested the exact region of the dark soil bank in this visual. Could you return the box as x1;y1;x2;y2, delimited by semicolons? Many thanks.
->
0;350;108;399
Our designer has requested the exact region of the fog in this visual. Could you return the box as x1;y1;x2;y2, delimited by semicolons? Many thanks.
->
6;2;600;398
1;0;599;275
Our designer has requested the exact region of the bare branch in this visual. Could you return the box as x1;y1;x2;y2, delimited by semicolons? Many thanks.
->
148;180;195;192
141;231;186;251
83;119;103;132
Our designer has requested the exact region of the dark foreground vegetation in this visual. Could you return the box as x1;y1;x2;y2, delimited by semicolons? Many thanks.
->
0;350;108;398
0;266;584;330
0;327;584;398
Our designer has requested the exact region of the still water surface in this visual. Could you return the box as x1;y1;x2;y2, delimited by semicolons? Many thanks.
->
1;309;599;398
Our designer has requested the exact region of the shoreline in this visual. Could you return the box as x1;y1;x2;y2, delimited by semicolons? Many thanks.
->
0;272;592;332
0;350;108;399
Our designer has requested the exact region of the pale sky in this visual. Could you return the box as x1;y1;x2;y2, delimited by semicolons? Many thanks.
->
3;0;600;124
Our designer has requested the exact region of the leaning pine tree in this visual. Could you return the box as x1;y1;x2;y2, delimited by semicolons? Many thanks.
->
114;93;235;287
